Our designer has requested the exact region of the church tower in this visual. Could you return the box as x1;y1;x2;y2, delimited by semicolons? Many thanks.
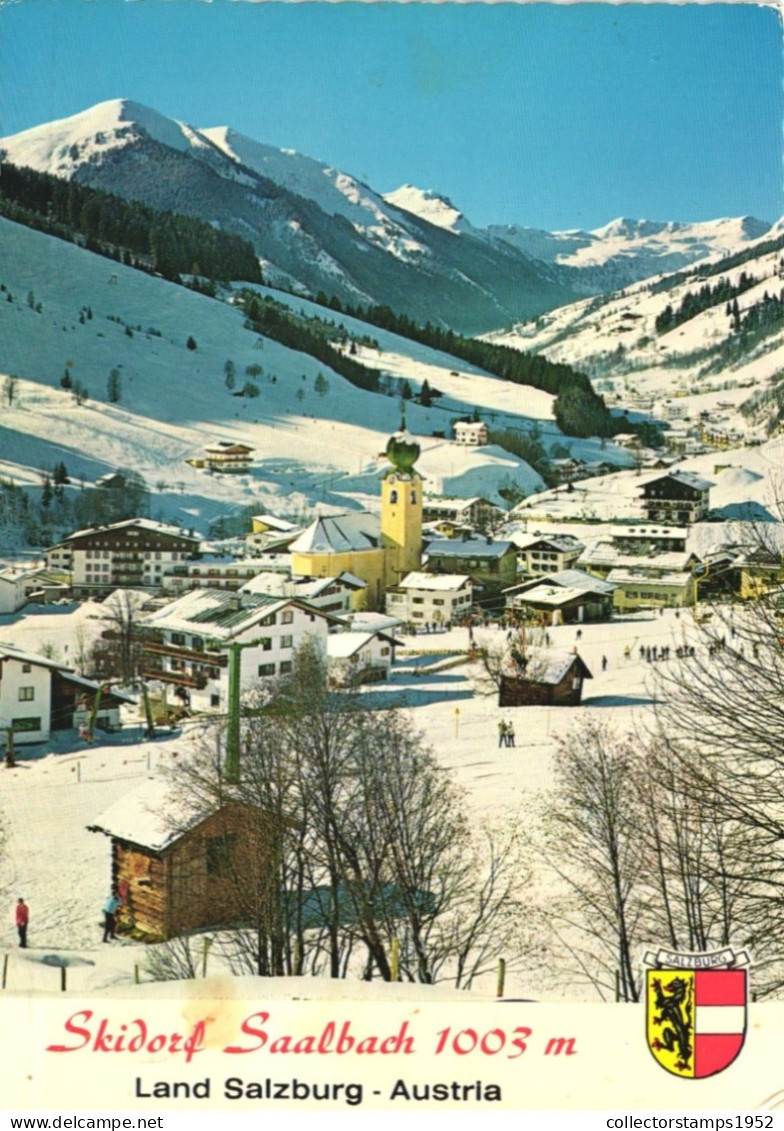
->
381;425;423;590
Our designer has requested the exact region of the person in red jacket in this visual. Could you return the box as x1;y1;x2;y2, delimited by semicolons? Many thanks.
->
15;898;29;948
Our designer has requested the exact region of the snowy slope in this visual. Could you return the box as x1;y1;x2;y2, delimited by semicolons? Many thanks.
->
0;100;576;333
0;216;588;529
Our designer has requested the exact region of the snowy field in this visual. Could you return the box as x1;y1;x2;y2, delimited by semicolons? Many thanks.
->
0;606;710;1001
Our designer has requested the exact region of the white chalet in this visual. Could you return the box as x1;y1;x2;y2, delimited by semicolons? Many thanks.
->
385;571;473;625
203;441;254;472
139;589;335;712
0;642;132;744
453;421;488;447
327;629;397;685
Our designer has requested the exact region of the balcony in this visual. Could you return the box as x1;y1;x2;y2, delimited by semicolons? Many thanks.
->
142;641;227;666
139;665;208;690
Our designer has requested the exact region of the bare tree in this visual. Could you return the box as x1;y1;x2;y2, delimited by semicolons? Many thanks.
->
91;589;148;682
162;639;532;985
546;718;648;1002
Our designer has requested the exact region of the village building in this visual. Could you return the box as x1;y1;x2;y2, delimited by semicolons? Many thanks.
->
504;569;615;625
239;571;367;616
289;429;423;607
607;567;695;612
47;518;200;598
288;515;385;608
0;567;68;613
577;540;698;581
453;421;488;446
87;780;282;941
498;650;592;708
508;532;585;577
0;642;132;744
161;555;277;595
423;537;518;602
385;572;473;626
639;471;713;524
609;525;689;554
139;588;335;712
326;628;397;686
421;496;503;534
203;441;254;473
250;514;299;536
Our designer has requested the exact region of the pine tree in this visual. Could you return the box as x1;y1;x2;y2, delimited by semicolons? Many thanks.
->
107;368;122;403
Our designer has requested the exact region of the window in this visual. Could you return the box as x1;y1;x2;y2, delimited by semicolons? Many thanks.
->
279;660;293;674
21;663;31;673
258;663;275;677
281;610;294;625
389;490;399;504
206;834;236;877
281;635;293;649
171;633;185;646
210;693;220;708
258;638;272;652
18;687;34;702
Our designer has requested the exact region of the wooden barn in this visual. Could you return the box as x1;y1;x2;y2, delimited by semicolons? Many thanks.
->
499;650;592;708
87;779;281;941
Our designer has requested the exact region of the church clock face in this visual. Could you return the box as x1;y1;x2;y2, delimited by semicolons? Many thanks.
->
388;475;397;485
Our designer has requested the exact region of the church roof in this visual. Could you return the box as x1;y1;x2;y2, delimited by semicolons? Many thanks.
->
289;514;380;555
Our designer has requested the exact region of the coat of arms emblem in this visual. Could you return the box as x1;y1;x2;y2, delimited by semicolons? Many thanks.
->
643;947;749;1078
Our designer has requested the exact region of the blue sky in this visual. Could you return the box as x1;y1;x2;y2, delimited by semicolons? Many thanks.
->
1;1;782;231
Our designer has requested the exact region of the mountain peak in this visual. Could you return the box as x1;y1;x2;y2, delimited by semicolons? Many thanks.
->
383;184;469;233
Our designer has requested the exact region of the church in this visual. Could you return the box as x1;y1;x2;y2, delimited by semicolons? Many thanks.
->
289;428;423;609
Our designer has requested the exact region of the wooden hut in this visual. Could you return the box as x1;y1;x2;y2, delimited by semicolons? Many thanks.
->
87;779;280;941
498;650;592;708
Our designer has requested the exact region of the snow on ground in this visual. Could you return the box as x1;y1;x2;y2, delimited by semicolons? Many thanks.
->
0;218;594;532
0;607;712;1001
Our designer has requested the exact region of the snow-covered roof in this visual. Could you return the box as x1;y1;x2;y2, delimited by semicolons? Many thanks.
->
87;778;209;852
327;630;395;660
506;569;616;597
143;589;293;639
289;514;380;554
578;542;695;572
205;440;254;453
606;568;693;587
425;538;514;558
251;514;298;532
0;641;70;671
422;496;485;512
511;649;592;685
64;517;199;544
513;584;591;607
395;571;472;592
641;470;713;491
509;533;585;553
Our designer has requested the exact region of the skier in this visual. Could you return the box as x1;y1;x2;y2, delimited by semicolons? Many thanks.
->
15;898;29;949
498;720;507;748
506;721;516;747
102;891;122;943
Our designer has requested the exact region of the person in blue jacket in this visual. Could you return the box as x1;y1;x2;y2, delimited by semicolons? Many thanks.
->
102;891;122;942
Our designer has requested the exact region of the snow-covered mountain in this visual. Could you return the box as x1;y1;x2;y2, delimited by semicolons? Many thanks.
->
485;215;773;295
3;99;773;335
0;100;573;335
490;222;784;436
